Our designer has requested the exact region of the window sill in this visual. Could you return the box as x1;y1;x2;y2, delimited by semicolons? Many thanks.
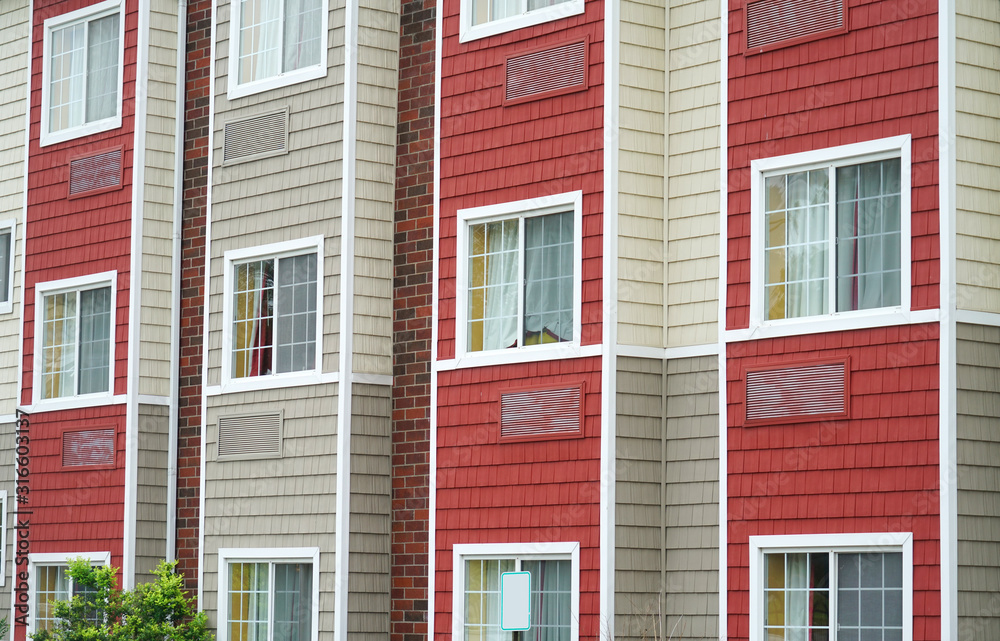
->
209;370;339;396
438;342;601;371
27;393;124;414
729;307;940;342
226;65;327;101
459;0;585;43
40;115;122;148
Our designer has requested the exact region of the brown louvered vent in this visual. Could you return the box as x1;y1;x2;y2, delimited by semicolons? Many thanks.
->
62;428;115;467
504;38;588;105
223;108;289;165
218;412;282;458
500;384;584;441
68;147;123;199
745;0;845;53
745;359;850;425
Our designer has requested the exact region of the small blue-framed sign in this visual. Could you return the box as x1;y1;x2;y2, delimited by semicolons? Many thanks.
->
500;571;531;631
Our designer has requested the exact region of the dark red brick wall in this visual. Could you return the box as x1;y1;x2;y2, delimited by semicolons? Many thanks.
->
176;0;211;594
392;0;435;638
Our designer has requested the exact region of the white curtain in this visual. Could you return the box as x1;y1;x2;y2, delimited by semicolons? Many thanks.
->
43;292;77;399
78;287;111;394
49;23;86;132
283;0;322;72
522;212;573;345
482;220;518;351
241;0;281;83
85;13;120;122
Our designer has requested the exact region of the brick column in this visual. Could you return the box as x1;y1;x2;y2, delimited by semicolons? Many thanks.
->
392;0;435;638
176;0;211;594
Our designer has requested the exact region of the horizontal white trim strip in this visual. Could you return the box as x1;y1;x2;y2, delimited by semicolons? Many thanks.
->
0;414;17;424
25;394;128;413
751;531;912;551
29;551;112;565
435;343;602;371
954;309;1000;328
137;394;171;406
616;343;722;361
206;371;341;396
726;308;940;343
351;373;392;386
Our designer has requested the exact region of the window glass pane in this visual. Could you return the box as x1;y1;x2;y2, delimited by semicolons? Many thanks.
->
283;0;322;72
35;565;70;631
526;0;571;10
240;0;282;84
274;563;312;641
837;552;903;640
78;286;112;394
42;292;77;399
49;23;86;132
764;553;829;641
229;562;269;641
275;253;317;373
468;220;518;351
85;13;120;122
524;212;573;346
463;558;513;640
524;559;571;641
233;259;275;377
0;230;10;303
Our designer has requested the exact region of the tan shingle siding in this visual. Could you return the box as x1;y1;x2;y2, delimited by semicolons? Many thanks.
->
136;405;170;582
956;2;1000;313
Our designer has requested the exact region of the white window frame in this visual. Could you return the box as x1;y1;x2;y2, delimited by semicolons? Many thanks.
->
27;551;111;634
226;0;330;100
40;0;125;147
749;532;913;641
749;135;913;339
455;191;583;367
32;271;117;410
0;219;16;314
452;541;580;641
459;0;585;43
0;491;6;587
217;547;321;641
221;236;324;393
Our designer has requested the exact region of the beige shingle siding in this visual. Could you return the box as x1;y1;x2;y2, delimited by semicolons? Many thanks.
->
136;0;181;397
665;0;720;348
0;0;27;417
350;0;398;376
203;386;339;633
618;0;666;348
614;355;719;641
957;323;1000;636
347;384;391;638
136;405;170;582
956;1;1000;313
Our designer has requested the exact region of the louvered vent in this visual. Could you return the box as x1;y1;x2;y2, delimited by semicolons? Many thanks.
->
68;147;123;198
63;429;115;467
746;0;844;51
500;385;583;440
223;108;289;165
505;38;588;104
218;412;282;458
745;360;848;423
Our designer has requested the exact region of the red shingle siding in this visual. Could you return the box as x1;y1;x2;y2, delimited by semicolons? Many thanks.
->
392;0;436;637
726;0;940;330
434;357;602;639
726;324;941;641
436;1;604;361
176;0;212;592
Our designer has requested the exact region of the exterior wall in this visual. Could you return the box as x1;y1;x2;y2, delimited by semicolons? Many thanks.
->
434;358;603;639
665;0;720;348
614;355;719;641
390;0;435;635
0;0;28;418
663;355;719;640
956;322;1000;638
726;325;941;641
176;0;212;590
725;0;941;331
955;0;1000;314
347;384;392;639
436;0;605;360
22;0;140;406
137;0;181;399
201;385;340;632
618;1;665;348
206;0;347;386
136;404;169;582
351;0;399;377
